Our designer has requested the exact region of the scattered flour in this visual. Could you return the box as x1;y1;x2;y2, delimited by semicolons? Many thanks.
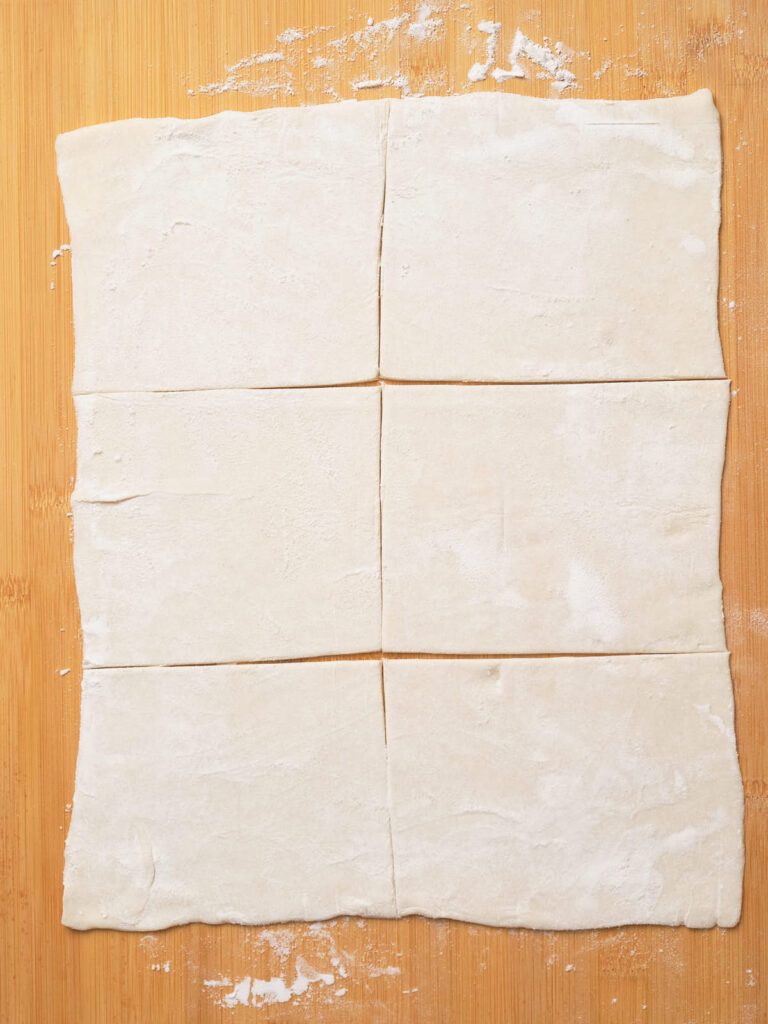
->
188;7;580;98
352;73;413;96
593;57;614;79
201;922;402;1009
276;28;305;45
182;3;748;101
407;4;443;42
506;30;577;91
492;65;525;82
205;958;335;1008
467;21;501;83
369;964;402;978
194;51;291;97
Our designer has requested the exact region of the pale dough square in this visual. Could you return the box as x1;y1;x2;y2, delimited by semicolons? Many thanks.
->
57;101;387;392
384;656;743;929
63;661;396;930
380;90;724;382
73;387;381;666
381;381;729;654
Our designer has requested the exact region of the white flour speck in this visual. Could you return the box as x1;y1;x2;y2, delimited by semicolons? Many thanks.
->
50;243;71;267
369;965;402;977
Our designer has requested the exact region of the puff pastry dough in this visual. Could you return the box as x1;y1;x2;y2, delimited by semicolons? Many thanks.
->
381;90;723;382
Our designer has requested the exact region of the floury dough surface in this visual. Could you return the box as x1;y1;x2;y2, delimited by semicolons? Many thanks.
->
380;90;724;382
57;101;387;392
73;388;381;666
385;656;744;929
381;381;729;655
63;662;396;930
56;91;723;389
63;655;744;931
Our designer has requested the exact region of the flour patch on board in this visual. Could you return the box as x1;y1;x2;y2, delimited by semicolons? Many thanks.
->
201;922;403;1010
467;21;501;82
186;5;581;100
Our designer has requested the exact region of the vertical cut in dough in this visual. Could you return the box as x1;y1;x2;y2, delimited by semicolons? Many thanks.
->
63;661;396;930
381;381;729;654
74;387;381;666
384;656;744;929
380;90;724;382
57;101;388;392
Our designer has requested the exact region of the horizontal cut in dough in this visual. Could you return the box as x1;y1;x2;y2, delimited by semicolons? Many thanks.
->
63;661;396;930
57;101;387;392
380;90;724;382
381;381;729;654
384;656;744;929
74;387;381;666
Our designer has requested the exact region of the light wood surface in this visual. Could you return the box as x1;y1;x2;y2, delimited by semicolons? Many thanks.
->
2;1;767;1021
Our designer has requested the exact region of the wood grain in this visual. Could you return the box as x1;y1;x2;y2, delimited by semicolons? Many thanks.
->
2;1;767;1021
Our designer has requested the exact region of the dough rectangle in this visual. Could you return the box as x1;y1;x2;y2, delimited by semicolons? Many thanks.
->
59;92;741;937
380;90;724;382
381;381;729;654
74;387;382;666
63;661;396;930
57;101;388;392
384;656;744;929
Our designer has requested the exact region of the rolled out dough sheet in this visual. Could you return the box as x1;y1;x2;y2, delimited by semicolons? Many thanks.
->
63;661;396;930
60;92;742;934
384;656;744;929
380;89;724;382
56;100;387;392
381;381;729;654
73;387;381;666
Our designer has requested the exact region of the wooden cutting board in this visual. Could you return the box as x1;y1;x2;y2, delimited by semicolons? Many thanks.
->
2;1;766;1021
